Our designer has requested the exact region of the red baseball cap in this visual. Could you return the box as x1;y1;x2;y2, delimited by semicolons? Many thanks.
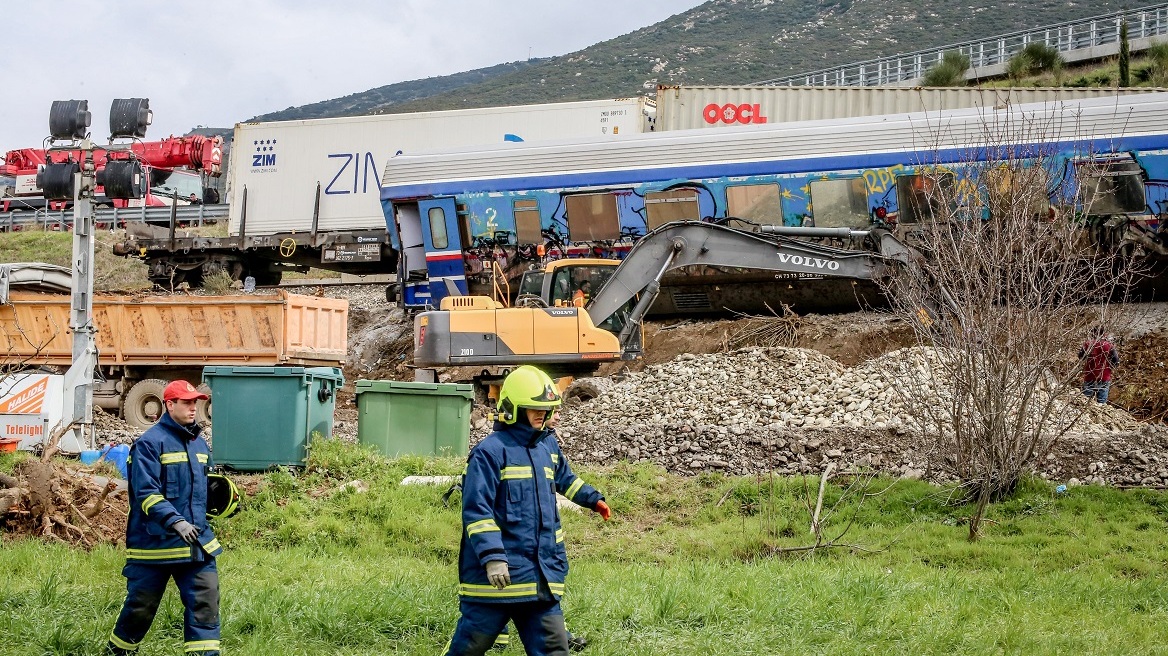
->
163;380;209;401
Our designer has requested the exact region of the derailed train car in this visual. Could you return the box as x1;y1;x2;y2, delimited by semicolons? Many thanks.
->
379;93;1168;315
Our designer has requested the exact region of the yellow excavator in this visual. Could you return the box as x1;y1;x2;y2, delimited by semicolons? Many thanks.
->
413;221;912;387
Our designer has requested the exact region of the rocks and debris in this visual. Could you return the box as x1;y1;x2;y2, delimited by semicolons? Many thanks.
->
561;346;1140;435
67;290;1168;492
531;345;1167;486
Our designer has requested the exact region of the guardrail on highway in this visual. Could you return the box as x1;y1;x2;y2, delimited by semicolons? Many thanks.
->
758;3;1168;87
0;204;229;231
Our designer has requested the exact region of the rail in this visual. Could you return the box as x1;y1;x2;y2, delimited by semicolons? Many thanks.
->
757;3;1168;87
0;204;229;231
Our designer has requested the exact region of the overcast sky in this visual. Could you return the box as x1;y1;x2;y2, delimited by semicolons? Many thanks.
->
4;0;699;151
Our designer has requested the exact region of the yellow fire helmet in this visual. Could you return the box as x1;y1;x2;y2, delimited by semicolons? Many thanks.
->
496;365;562;424
206;472;241;520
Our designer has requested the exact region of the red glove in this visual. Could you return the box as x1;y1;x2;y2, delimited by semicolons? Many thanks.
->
594;500;611;521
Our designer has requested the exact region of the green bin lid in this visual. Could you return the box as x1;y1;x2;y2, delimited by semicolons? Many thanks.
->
355;379;474;398
305;367;345;384
203;366;343;380
203;366;309;376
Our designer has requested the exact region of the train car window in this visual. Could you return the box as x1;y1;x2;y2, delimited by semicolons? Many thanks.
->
513;199;543;245
645;189;700;229
1077;158;1146;215
984;167;1050;218
565;193;620;241
428;206;449;249
896;173;955;223
808;178;869;228
726;183;782;227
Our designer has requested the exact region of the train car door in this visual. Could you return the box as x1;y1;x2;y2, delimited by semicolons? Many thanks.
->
392;202;431;308
418;197;468;307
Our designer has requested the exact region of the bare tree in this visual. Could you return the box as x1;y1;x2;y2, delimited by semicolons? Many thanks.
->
878;104;1140;539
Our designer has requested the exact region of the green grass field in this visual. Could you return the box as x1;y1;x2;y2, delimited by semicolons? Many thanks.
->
2;442;1167;655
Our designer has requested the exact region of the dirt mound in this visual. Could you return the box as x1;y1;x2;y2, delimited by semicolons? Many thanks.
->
594;310;917;377
1111;329;1168;422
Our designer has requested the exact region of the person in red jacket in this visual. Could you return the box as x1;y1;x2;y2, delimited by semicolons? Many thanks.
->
1079;326;1119;404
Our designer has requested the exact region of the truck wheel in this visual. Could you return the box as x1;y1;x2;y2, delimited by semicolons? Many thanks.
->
123;379;168;428
196;384;212;425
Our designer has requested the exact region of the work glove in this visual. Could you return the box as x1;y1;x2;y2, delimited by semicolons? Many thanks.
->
594;500;611;521
171;519;201;545
485;560;510;589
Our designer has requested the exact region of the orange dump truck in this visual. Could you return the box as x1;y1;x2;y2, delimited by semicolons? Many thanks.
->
0;290;347;427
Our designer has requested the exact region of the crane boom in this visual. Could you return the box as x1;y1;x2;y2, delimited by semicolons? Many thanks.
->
2;135;223;179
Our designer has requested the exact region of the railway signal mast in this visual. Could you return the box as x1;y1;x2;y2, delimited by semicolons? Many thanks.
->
38;98;151;450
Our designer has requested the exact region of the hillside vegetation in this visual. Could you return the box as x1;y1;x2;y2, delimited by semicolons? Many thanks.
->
251;0;1158;123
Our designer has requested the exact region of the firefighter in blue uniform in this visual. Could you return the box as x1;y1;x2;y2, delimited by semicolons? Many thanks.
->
107;380;223;656
442;366;611;656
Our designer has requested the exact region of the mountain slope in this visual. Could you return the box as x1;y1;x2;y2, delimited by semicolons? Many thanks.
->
248;0;1154;122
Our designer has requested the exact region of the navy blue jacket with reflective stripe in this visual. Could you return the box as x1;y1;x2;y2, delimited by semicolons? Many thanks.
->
459;422;603;603
125;412;221;564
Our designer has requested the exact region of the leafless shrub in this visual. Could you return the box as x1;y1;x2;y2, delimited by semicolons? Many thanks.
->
729;302;801;349
879;103;1141;539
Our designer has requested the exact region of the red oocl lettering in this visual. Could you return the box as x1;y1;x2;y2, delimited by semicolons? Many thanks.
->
703;103;721;124
701;103;769;125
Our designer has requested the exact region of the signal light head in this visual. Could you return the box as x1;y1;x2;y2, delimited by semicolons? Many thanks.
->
38;161;80;200
110;98;152;139
48;100;91;140
96;159;145;199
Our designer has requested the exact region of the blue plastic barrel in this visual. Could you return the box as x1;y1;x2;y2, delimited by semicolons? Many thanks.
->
79;450;101;466
100;444;130;479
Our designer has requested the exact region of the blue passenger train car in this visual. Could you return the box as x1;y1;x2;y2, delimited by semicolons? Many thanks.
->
380;93;1168;314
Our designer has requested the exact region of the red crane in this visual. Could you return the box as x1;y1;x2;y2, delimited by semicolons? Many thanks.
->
1;135;224;211
1;134;223;178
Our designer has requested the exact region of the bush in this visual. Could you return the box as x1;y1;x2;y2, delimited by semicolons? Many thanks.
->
922;51;969;86
1146;42;1168;86
202;270;236;295
1023;43;1063;73
1006;53;1035;81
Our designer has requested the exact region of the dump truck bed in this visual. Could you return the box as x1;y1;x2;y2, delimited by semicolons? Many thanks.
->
0;290;348;367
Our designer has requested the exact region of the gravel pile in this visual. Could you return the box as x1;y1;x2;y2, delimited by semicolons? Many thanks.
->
282;283;387;311
557;346;1139;435
531;346;1163;485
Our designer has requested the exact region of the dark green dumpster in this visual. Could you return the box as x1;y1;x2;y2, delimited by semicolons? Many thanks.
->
203;366;344;471
356;380;474;457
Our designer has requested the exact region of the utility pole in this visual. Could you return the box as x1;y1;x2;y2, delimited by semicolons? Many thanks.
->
61;137;98;450
38;98;150;452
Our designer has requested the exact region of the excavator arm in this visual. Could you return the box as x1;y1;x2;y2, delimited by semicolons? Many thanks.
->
414;221;911;370
586;221;908;348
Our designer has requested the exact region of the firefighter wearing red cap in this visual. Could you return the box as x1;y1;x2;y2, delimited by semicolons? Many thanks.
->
107;380;222;656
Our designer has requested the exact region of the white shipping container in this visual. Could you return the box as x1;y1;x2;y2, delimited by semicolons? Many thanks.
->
226;98;654;236
656;85;1164;131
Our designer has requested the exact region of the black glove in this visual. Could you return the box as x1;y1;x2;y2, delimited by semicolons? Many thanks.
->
171;519;201;545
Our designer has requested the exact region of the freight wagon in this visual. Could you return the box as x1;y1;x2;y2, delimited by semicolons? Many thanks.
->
0;290;347;427
117;98;655;287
